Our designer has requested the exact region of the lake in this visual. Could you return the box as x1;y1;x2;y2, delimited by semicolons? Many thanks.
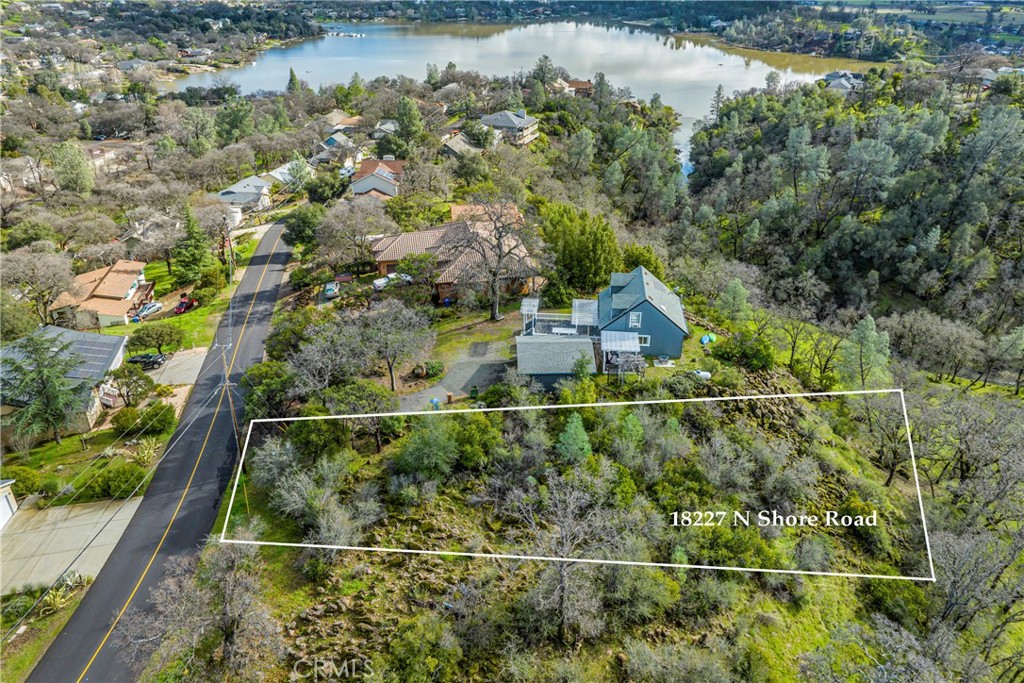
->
171;21;877;151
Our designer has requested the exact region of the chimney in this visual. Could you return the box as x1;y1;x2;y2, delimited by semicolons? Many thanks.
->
516;109;526;118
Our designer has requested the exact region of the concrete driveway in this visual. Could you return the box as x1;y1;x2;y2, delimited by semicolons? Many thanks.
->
399;340;512;412
147;347;208;385
1;498;142;594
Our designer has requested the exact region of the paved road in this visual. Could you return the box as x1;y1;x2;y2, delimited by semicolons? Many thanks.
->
29;222;291;683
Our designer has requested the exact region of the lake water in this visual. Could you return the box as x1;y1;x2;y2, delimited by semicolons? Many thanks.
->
171;22;875;151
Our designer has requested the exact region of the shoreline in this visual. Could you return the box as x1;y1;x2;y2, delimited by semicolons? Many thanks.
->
673;32;891;71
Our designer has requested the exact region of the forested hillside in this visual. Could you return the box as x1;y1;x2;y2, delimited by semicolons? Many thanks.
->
685;69;1024;388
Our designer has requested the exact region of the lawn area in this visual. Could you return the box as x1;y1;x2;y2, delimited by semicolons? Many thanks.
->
0;590;85;683
2;428;119;483
432;305;520;363
101;295;231;351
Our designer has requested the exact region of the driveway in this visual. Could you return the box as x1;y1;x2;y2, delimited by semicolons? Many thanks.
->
1;498;142;594
147;347;208;386
399;340;512;412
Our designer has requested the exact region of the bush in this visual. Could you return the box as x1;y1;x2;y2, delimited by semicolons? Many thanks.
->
1;465;42;497
41;475;62;496
288;266;333;290
87;462;147;499
541;276;574;308
197;265;227;292
111;402;175;436
424;360;445;379
154;384;174;397
191;286;218;306
711;332;775;371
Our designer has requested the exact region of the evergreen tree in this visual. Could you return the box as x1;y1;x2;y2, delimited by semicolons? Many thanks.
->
541;202;621;293
838;316;891;390
216;95;255;145
1;333;86;443
622;243;666;280
396;96;424;144
716;278;753;326
555;413;592;464
286;67;301;93
174;206;210;287
51;141;94;195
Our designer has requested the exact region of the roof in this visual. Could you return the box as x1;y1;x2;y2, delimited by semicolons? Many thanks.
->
222;175;271;195
372;210;534;285
52;260;146;312
571;299;598;326
517;335;596;376
480;109;537;130
600;331;641;352
323;109;352;126
1;326;127;396
264;161;312;185
598;266;688;334
566;79;593;90
353;158;407;182
442;133;483;156
321;131;353;148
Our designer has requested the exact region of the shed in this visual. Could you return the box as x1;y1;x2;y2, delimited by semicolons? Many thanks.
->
516;335;596;388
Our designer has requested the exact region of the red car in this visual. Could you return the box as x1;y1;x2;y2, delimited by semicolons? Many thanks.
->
174;297;197;314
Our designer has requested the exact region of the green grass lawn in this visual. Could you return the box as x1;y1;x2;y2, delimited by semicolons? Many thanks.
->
0;591;85;683
101;295;231;351
3;428;119;483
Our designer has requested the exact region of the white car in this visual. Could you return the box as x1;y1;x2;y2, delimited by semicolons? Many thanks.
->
372;273;413;292
136;302;163;319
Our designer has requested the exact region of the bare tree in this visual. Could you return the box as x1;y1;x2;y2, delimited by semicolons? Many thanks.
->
317;196;399;269
439;199;539;320
0;245;73;324
117;523;284;683
352;300;435;391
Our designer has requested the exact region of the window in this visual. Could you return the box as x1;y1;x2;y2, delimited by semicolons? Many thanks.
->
628;312;642;328
638;335;651;347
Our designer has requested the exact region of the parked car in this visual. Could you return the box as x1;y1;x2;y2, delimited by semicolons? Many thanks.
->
174;297;197;314
136;302;163;319
373;272;413;291
126;353;166;370
324;282;341;299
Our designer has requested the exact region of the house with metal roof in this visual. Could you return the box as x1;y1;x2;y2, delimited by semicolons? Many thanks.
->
516;267;688;383
1;326;127;443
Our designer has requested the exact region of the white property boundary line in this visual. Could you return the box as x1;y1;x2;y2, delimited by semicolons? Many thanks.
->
220;389;937;583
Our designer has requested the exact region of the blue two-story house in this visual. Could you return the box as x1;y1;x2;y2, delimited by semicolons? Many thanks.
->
597;267;689;359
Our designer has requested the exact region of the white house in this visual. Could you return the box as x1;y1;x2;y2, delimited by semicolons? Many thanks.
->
214;176;272;212
350;157;407;199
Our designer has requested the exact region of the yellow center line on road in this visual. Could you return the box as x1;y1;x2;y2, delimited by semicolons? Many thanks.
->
75;230;284;683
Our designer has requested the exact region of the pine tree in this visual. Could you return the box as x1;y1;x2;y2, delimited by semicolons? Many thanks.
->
286;68;301;93
555;413;592;464
174;206;210;287
716;278;753;327
2;333;86;444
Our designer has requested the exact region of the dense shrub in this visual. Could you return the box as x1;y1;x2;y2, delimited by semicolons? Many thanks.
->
197;265;227;292
111;402;175;436
0;465;42;497
191;286;218;306
87;462;147;499
711;332;775;371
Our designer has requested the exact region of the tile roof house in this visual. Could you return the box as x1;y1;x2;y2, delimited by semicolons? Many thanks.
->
214;175;272;212
51;260;153;329
0;326;128;443
371;205;536;300
480;109;539;146
350;158;407;199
